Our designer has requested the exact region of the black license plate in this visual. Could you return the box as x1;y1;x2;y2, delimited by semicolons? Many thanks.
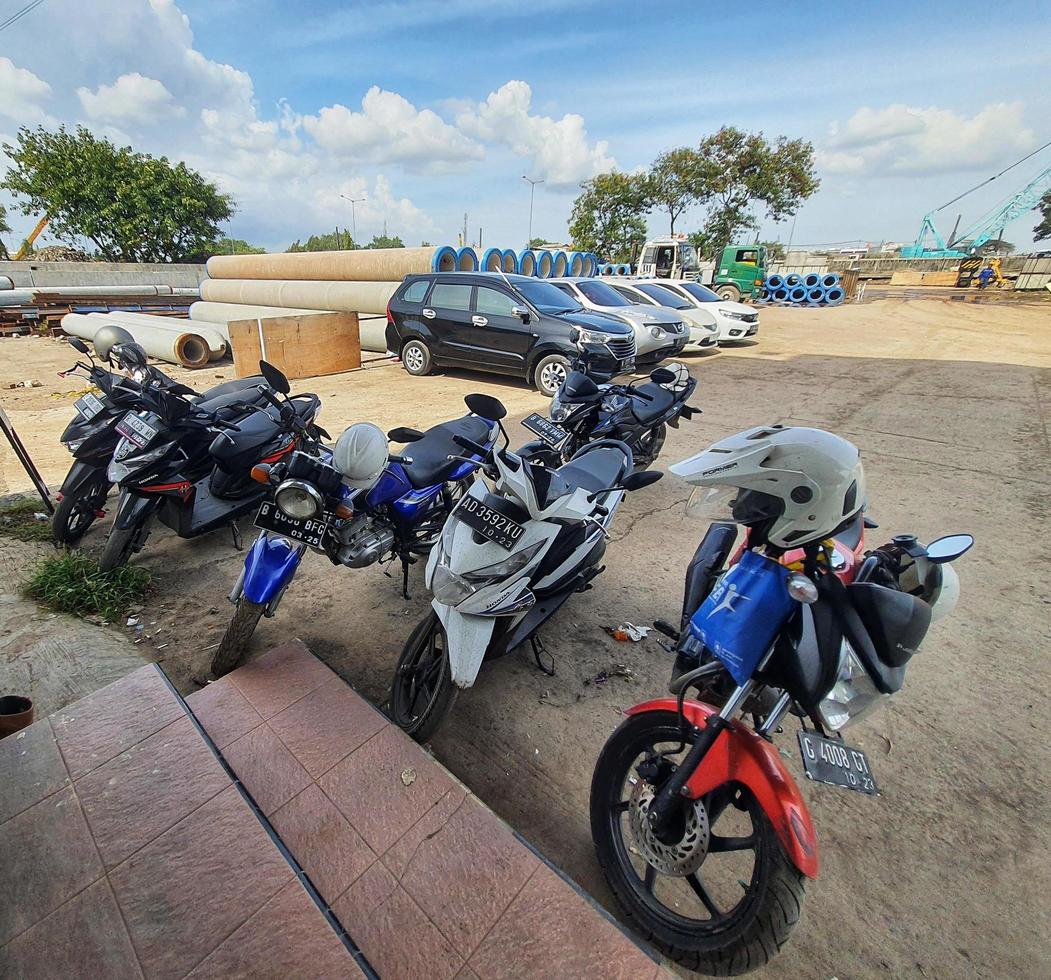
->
522;412;568;448
254;500;328;547
798;730;878;795
454;495;525;551
116;413;159;448
75;392;107;421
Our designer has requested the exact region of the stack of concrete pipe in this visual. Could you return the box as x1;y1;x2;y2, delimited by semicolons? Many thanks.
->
1;282;198;307
61;311;226;369
762;273;845;306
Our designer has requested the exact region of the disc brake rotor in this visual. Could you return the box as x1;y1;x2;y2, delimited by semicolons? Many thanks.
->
629;777;710;877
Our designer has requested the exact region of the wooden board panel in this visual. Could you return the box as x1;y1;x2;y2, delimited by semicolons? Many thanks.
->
227;312;360;380
920;271;960;286
889;271;924;285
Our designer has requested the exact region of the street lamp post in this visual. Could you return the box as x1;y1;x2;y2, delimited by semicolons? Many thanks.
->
339;194;366;245
521;176;544;246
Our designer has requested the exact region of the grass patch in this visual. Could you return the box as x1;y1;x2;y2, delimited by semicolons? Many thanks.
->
23;551;151;622
0;496;53;542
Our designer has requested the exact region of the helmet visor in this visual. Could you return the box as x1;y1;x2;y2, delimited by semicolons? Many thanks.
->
685;485;783;526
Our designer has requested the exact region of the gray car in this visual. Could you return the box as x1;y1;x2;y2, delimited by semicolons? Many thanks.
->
549;277;688;364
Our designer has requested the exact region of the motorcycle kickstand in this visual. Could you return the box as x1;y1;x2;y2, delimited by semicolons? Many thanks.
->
400;554;417;600
530;634;556;676
230;523;243;551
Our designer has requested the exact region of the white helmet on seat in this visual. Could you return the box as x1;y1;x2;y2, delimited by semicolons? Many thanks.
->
333;422;388;489
670;424;865;549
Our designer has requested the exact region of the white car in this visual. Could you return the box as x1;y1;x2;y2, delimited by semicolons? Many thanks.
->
607;281;719;353
549;277;688;364
639;279;759;343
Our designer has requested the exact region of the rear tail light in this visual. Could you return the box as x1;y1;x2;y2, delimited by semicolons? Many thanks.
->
386;299;394;325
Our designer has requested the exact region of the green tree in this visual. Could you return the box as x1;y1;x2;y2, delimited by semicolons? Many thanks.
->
365;234;405;249
0;204;10;260
287;229;356;252
527;236;547;249
1;125;234;262
1033;189;1051;240
650;147;703;235
758;240;786;261
568;172;650;263
688;127;819;257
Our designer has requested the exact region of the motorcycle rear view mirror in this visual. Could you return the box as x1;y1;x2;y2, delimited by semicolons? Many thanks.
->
68;337;91;355
622;470;663;492
465;393;507;421
388;426;425;443
259;359;291;395
649;367;676;385
925;533;974;564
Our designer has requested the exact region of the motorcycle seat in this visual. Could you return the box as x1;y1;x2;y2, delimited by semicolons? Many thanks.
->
403;414;493;489
195;375;265;402
209;398;314;472
630;383;676;423
530;444;630;508
196;380;271;419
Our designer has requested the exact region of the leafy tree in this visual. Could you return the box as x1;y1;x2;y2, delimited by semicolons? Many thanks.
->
757;240;786;261
527;236;547;249
650;147;703;235
365;234;405;249
287;229;356;252
568;172;650;263
208;237;266;256
688;127;818;257
1033;190;1051;240
1;126;234;262
0;204;10;260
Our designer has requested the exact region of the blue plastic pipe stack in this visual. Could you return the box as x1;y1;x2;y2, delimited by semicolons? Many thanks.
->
760;271;844;307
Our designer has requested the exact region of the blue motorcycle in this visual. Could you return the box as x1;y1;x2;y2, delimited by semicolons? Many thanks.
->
210;396;499;676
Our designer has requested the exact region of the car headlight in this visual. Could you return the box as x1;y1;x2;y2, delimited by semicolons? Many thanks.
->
274;479;323;520
649;326;662;339
575;328;615;345
549;393;569;423
816;642;888;731
724;310;750;322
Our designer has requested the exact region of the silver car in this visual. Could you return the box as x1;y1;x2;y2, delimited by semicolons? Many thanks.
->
549;277;688;364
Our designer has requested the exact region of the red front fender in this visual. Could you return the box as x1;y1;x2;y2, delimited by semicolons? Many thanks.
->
625;698;819;878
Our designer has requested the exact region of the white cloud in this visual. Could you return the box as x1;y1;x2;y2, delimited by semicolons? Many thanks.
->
456;80;615;188
0;57;55;125
302;87;483;169
823;102;1036;176
77;73;183;124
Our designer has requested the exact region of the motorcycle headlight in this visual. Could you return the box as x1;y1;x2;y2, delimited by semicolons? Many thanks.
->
432;540;544;606
463;541;544;584
549;393;569;423
107;441;172;484
64;439;85;453
816;642;889;731
274;479;323;520
432;563;477;606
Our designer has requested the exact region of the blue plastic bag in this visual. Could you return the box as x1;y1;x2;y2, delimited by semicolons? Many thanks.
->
689;550;796;686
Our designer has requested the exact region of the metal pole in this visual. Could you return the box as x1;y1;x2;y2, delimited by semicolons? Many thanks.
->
340;195;365;246
522;176;544;245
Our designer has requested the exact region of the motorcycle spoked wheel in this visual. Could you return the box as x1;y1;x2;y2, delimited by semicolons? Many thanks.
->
633;423;667;471
389;611;458;742
590;711;805;976
210;598;266;678
52;473;111;547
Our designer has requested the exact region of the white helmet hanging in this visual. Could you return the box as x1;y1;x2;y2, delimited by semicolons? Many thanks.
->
333;422;389;489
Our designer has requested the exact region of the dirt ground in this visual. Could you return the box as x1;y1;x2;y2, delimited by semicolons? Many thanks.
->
2;297;1050;978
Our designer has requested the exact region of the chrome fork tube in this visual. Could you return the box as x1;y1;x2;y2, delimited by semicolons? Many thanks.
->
757;692;792;738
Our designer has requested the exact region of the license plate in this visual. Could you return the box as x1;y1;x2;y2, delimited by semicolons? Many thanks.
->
254;500;328;547
454;495;525;551
116;413;159;449
798;730;878;796
522;412;568;448
75;392;106;421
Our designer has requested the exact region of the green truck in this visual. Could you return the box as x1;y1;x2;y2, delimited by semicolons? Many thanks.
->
635;236;767;302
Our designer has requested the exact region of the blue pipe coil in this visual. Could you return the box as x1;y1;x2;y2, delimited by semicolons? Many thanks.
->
773;287;789;301
803;273;821;288
534;250;553;278
501;248;518;273
480;247;504;272
788;285;808;303
517;249;537;276
432;245;457;272
821;274;840;289
552;250;569;278
824;286;845;305
785;273;803;287
456;247;478;272
766;274;785;290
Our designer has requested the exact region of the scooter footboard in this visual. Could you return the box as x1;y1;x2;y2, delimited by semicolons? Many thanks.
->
433;602;496;689
241;533;304;607
625;698;819;878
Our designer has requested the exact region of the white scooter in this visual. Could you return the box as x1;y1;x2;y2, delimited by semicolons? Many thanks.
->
389;393;661;740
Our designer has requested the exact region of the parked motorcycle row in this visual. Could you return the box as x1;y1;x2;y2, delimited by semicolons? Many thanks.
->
53;328;972;975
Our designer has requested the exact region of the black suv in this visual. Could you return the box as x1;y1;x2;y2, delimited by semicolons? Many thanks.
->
385;272;636;396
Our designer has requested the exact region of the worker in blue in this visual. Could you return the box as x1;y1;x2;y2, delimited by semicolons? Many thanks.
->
977;266;995;289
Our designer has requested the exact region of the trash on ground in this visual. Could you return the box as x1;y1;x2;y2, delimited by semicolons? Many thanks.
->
400;767;416;786
603;622;650;642
586;664;637;686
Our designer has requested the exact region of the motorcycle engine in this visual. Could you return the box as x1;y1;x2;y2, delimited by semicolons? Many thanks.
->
335;514;396;568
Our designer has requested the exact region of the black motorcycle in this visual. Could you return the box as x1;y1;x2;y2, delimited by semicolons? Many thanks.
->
98;359;325;571
519;342;700;471
53;337;268;547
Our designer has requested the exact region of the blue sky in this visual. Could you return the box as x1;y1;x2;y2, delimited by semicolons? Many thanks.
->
1;0;1049;254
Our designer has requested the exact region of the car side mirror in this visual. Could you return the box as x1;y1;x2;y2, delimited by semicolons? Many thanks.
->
68;337;91;355
511;305;530;323
388;426;425;443
925;533;974;564
259;359;291;395
465;393;507;421
622;470;663;492
649;367;676;384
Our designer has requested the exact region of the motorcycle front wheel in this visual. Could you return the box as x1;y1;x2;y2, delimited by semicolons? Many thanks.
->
98;517;151;572
52;473;110;547
210;598;265;678
590;710;805;976
390;611;457;742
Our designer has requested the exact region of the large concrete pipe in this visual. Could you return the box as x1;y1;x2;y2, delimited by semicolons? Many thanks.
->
552;251;569;278
481;247;503;272
32;284;175;296
517;250;537;277
432;246;457;272
585;253;599;276
567;251;585;276
534;250;553;278
94;311;228;356
200;279;400;316
0;275;13;290
501;249;518;273
189;301;324;324
456;247;478;271
206;246;438;282
0;289;35;306
62;313;212;369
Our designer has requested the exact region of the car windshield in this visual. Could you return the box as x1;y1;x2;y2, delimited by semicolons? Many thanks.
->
679;282;720;303
637;283;691;309
577;280;632;307
516;280;583;314
679;243;700;272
